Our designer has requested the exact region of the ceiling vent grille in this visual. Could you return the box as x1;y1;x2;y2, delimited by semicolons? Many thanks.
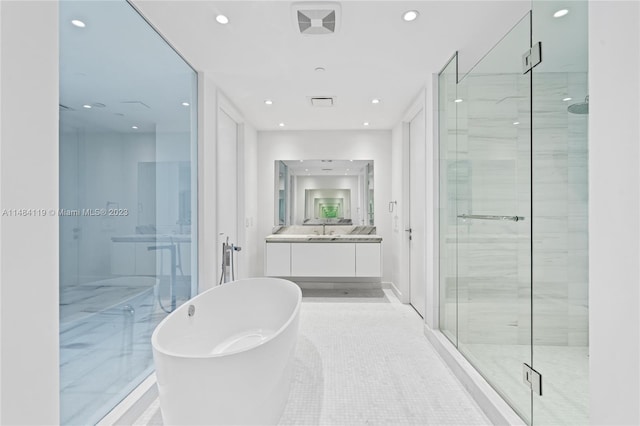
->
292;2;341;35
310;97;335;107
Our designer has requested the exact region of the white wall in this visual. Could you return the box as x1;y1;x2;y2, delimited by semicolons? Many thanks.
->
390;123;409;302
0;1;59;424
216;90;257;282
257;130;393;283
589;2;640;424
197;73;218;292
242;123;259;277
59;130;160;282
0;0;3;414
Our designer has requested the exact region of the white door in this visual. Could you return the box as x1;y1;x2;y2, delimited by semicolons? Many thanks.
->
409;109;426;317
217;109;238;276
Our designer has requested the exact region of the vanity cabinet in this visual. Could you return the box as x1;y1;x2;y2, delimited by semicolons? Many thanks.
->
264;242;291;277
355;243;382;277
291;243;355;277
264;241;382;278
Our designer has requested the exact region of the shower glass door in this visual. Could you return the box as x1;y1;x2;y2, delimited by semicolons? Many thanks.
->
531;1;589;424
455;13;533;422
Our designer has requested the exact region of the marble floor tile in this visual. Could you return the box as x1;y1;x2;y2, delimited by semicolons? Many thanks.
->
134;289;491;426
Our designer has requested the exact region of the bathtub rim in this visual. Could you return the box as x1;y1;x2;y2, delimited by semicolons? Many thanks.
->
151;277;302;360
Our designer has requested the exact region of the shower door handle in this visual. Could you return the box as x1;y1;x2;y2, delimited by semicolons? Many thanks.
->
405;228;412;240
457;214;525;222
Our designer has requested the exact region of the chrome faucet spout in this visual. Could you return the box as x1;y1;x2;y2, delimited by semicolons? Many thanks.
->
322;224;326;235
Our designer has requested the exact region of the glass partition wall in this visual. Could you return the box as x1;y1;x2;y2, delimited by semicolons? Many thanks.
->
59;1;198;424
438;2;588;424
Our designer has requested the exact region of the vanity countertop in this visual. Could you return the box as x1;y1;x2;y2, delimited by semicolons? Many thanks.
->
265;234;382;243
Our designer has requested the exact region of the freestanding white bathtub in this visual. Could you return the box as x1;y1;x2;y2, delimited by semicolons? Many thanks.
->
151;277;302;425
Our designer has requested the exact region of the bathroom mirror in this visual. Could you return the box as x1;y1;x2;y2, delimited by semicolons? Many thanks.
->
274;160;374;226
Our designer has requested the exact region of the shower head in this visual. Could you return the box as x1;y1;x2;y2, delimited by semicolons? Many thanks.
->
568;95;589;115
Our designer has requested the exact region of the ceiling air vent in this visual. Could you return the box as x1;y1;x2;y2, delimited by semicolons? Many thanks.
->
310;97;335;107
292;2;341;35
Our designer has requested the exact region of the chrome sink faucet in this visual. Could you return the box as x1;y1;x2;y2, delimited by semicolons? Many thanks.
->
322;224;326;235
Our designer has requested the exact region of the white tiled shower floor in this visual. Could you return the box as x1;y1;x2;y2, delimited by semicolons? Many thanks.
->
134;289;491;425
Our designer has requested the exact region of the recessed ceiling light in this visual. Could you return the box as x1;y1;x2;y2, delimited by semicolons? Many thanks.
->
82;104;92;109
350;159;354;162
181;102;190;107
454;99;463;103
216;14;229;24
315;67;326;72
513;121;520;125
553;9;569;18
372;99;380;104
403;10;419;22
563;97;572;102
363;122;370;126
279;123;285;127
299;160;304;162
265;100;273;105
71;19;86;28
305;169;309;172
132;126;138;129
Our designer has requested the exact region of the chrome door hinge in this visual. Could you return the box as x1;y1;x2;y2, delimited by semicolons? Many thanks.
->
522;42;542;74
523;363;542;396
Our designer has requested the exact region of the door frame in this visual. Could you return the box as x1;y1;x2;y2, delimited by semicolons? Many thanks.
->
401;80;440;328
401;91;428;315
217;90;246;281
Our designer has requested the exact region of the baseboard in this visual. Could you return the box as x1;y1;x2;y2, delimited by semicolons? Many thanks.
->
388;281;404;301
97;373;158;426
423;325;526;426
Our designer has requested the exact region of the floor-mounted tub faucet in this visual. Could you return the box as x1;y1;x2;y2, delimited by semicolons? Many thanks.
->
220;236;242;284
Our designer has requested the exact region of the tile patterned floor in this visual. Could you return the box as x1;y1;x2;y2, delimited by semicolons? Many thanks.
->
136;288;491;425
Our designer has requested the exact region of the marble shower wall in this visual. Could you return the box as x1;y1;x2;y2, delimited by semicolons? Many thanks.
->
439;72;588;347
532;72;588;347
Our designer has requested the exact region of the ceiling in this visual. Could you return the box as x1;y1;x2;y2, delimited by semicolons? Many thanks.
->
282;159;371;176
132;0;534;131
59;1;587;134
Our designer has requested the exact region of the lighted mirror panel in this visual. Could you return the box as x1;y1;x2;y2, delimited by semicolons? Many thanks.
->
275;160;374;226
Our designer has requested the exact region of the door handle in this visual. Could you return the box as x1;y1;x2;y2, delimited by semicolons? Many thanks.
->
405;228;412;240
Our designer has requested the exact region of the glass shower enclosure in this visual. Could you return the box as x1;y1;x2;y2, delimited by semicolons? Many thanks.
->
438;1;588;424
